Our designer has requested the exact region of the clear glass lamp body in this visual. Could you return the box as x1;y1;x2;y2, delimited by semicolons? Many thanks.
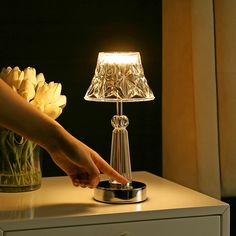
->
110;103;132;187
84;52;155;195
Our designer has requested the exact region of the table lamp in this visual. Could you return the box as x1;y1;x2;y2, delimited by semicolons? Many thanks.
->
84;52;155;203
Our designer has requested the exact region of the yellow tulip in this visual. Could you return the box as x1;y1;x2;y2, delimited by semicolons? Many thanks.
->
23;67;37;87
18;80;36;102
0;67;12;80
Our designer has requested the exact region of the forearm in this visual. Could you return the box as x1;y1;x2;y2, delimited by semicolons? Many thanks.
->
0;79;61;150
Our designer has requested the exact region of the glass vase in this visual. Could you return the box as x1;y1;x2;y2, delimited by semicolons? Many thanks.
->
0;128;42;192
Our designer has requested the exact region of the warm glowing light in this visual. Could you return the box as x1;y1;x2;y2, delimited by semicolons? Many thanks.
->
98;52;140;64
84;51;155;102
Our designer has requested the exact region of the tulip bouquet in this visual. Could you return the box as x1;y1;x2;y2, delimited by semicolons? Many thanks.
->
0;66;67;192
0;66;67;119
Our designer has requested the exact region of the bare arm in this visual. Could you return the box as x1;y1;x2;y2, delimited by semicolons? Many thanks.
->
0;79;127;187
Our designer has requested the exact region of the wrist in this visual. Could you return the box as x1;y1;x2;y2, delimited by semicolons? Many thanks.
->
39;122;64;154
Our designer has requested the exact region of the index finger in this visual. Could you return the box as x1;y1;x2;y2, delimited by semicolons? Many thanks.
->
93;154;128;184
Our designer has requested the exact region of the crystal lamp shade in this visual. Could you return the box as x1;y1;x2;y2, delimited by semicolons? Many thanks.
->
84;52;155;102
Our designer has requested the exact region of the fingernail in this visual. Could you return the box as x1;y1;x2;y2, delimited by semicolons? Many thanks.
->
73;180;79;187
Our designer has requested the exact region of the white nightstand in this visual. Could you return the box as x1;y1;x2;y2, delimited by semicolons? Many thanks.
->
0;171;229;236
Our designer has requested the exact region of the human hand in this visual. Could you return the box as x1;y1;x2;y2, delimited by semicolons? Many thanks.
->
47;128;128;188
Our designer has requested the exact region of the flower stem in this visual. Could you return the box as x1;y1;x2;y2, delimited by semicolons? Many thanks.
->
0;128;41;191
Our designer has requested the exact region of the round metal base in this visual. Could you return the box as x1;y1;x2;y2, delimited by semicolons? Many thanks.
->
93;180;147;204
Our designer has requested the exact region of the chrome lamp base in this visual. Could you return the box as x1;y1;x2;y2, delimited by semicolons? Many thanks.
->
93;180;147;204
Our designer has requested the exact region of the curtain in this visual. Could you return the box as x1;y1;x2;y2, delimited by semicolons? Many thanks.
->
162;0;222;198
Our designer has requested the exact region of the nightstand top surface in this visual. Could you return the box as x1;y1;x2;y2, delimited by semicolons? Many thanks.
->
0;171;229;231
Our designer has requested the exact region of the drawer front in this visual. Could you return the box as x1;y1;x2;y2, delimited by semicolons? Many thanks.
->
5;216;220;236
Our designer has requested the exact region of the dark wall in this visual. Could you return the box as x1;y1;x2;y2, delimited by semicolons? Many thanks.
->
0;1;162;177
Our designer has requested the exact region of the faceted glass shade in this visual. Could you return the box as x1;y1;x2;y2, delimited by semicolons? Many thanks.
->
84;52;155;102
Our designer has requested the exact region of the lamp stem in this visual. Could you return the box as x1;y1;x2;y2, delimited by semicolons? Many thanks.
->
109;102;132;187
116;101;123;115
